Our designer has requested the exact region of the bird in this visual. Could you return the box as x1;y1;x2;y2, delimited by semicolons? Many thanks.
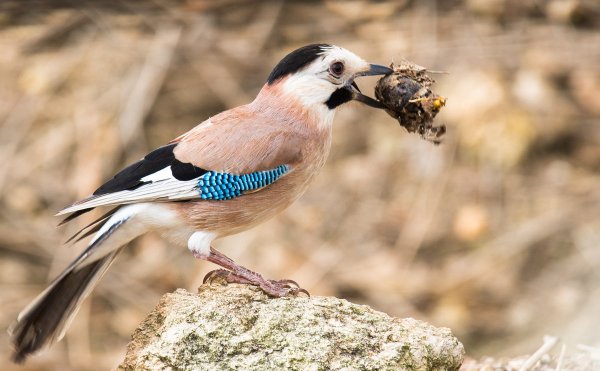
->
9;43;393;363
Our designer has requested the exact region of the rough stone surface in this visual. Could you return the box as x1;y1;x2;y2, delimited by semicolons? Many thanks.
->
118;284;464;370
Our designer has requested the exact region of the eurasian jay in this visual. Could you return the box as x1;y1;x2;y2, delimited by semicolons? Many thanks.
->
10;44;393;362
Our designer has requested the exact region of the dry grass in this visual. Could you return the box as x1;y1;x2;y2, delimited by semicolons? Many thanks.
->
1;1;600;369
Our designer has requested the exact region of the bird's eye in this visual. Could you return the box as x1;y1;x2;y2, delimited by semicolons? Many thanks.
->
329;62;345;77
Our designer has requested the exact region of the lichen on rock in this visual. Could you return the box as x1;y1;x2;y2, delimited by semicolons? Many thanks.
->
118;284;464;370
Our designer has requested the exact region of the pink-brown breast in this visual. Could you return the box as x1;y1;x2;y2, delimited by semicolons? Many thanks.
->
169;84;333;236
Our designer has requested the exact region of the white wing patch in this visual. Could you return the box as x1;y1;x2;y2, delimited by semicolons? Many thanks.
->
58;166;200;215
141;166;173;182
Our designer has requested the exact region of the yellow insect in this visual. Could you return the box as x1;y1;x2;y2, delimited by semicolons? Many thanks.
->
432;96;446;111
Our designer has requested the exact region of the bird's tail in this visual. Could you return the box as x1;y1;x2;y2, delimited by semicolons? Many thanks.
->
9;205;148;363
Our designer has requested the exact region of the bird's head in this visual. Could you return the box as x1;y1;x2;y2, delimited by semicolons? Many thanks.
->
257;44;392;125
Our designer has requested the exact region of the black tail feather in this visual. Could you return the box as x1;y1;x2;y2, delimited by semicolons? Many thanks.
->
10;249;122;363
12;205;144;363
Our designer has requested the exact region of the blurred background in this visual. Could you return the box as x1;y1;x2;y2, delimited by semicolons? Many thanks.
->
1;0;599;369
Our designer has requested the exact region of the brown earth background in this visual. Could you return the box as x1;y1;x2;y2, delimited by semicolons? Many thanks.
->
1;1;599;369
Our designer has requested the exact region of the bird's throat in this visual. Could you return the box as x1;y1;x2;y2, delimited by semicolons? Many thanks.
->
325;87;353;109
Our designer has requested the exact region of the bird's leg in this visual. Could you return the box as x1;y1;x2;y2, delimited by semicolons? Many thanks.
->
197;247;309;298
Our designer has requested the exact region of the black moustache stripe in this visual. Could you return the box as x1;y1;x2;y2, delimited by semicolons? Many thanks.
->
325;87;353;109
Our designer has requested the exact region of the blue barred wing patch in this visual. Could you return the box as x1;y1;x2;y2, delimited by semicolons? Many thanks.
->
198;165;289;200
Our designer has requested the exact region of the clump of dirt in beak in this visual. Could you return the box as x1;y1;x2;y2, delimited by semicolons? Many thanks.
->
375;61;447;144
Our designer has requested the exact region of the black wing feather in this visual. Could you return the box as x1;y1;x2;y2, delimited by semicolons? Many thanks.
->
92;143;207;196
58;208;93;226
57;143;207;227
93;144;177;195
63;206;121;243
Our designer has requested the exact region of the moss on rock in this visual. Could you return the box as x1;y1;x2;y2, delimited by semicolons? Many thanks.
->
118;284;464;370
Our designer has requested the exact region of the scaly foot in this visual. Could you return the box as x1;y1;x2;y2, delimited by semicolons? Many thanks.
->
203;268;309;297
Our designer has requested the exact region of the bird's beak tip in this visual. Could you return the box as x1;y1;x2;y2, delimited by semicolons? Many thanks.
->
345;63;393;109
365;64;394;76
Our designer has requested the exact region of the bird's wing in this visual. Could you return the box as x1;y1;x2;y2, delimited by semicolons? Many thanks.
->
57;143;205;215
171;105;304;174
58;107;304;216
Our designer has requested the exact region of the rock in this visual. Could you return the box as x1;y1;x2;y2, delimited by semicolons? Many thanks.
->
118;284;464;370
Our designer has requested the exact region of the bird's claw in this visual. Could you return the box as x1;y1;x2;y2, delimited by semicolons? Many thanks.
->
287;287;310;297
202;269;309;298
258;278;311;298
267;279;310;296
203;269;236;284
268;278;301;288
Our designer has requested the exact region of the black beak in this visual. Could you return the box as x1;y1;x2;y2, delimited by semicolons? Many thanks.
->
346;64;393;109
362;64;394;77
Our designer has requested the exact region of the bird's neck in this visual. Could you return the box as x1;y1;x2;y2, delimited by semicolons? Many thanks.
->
252;83;336;132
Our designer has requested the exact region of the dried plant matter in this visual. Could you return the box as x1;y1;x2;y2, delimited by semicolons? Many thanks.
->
375;61;447;144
